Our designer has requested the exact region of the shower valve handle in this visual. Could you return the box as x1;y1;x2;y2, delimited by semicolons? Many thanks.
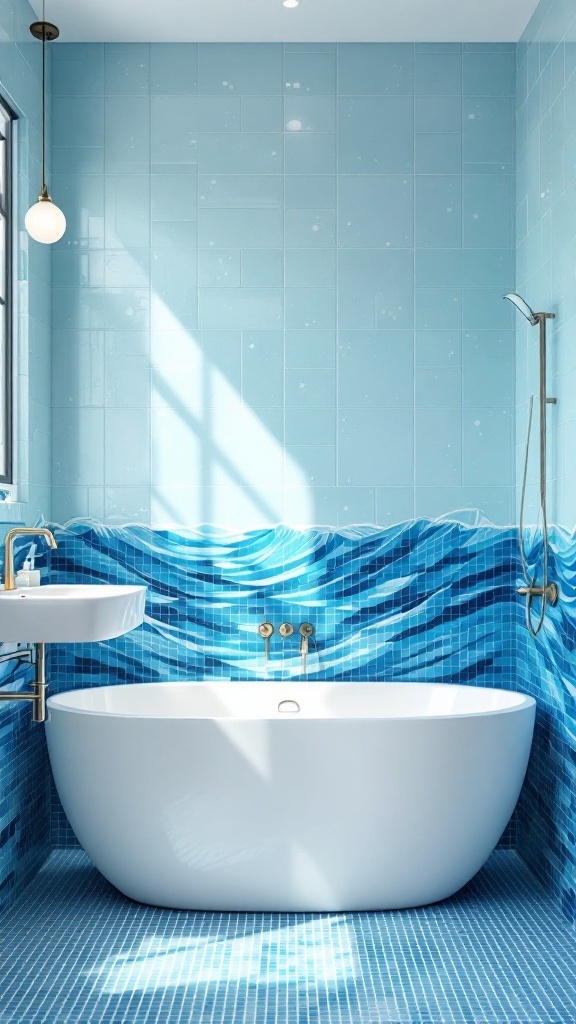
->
258;622;274;670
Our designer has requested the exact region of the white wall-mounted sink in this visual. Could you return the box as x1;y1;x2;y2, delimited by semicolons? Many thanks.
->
0;584;146;642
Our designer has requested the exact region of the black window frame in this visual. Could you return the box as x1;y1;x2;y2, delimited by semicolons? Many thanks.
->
0;95;14;486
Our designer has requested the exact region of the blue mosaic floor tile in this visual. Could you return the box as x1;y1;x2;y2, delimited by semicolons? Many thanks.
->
0;850;574;1024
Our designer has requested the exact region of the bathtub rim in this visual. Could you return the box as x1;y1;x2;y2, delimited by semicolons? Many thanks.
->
46;681;536;722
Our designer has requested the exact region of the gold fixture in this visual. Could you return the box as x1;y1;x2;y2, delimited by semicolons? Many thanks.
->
3;527;57;591
298;622;314;675
279;622;294;637
0;642;47;723
258;621;274;670
0;528;57;724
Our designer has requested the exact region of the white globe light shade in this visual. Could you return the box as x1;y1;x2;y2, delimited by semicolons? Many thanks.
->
25;198;66;244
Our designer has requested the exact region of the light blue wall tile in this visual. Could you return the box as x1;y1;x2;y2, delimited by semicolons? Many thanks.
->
199;331;242;389
104;487;151;522
151;220;196;248
463;331;514;407
462;97;514;167
415;51;462;95
241;96;283;131
415;330;462;366
415;250;462;287
49;39;516;533
463;52;515;96
242;331;284;407
52;48;104;96
105;250;150;288
52;252;105;290
284;446;336;486
375;487;415;524
198;96;241;132
284;209;336;248
150;96;198;168
462;248;514;286
102;288;150;331
198;133;283;174
338;331;414;407
104;44;149;95
52;174;105;250
285;132;336;174
338;175;413;247
284;250;336;288
462;174;514;247
462;408;512;485
415;133;462;173
200;288;282;330
415;95;462;132
105;409;150;486
52;409;104;486
198;173;282;208
285;368;336;408
338;408;414;485
105;354;150;408
285;287;336;329
151;248;198;329
104;96;150;173
199;44;283;95
415;408;462;485
338;97;414;173
151;173;197;221
285;330;336;367
338;250;414;329
462;287;515;330
198;250;241;287
241;250;283;286
105;175;150;248
52;97;104;147
52;146;105;174
285;408;335;445
415;366;462;407
415;176;462;248
284;96;336;132
415;288;461;330
285;175;336;208
52;331;105;408
284;51;336;95
198;207;283;248
150;44;198;94
337;44;414;95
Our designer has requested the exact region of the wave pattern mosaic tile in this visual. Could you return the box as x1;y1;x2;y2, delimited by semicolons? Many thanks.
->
0;849;574;1024
513;528;576;924
46;517;519;689
46;516;519;851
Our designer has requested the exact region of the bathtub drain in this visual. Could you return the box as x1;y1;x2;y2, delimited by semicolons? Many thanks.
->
278;699;300;713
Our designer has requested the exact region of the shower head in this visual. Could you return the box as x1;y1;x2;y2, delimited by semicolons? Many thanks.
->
503;293;539;325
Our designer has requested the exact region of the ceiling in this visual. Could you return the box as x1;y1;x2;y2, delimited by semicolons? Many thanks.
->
34;0;540;43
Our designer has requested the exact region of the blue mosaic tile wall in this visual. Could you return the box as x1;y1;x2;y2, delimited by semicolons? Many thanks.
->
513;0;576;926
0;0;54;911
46;516;521;849
513;528;576;924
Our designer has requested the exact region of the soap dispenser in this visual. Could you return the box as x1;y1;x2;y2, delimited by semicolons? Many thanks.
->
15;543;41;587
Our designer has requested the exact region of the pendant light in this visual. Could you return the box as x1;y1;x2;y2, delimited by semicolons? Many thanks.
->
24;17;66;244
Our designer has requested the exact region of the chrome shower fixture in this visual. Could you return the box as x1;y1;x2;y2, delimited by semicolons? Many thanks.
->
503;293;539;325
504;292;557;637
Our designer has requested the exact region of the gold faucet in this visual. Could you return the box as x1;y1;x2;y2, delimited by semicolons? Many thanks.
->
3;527;57;590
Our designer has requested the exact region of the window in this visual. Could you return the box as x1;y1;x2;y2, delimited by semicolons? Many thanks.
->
0;97;13;485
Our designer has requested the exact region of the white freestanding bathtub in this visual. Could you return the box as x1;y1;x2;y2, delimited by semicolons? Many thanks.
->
46;682;535;912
